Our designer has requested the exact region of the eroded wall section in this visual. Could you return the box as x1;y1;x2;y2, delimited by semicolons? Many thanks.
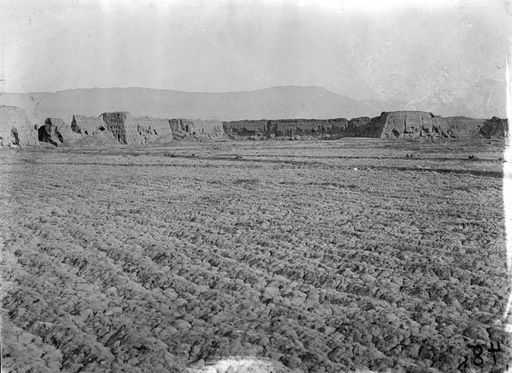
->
0;106;39;146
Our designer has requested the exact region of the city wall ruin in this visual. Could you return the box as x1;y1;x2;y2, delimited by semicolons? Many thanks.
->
0;105;508;147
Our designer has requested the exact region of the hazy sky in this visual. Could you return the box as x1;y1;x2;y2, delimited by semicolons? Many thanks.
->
1;0;510;103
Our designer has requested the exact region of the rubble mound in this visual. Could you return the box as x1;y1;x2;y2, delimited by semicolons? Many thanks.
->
0;106;39;147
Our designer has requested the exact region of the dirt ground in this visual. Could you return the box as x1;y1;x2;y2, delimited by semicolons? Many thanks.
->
1;138;511;372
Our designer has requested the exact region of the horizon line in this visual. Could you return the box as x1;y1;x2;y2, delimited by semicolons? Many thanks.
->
0;86;504;119
0;85;349;96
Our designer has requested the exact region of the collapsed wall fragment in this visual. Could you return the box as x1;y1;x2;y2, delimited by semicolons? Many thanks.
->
0;106;39;147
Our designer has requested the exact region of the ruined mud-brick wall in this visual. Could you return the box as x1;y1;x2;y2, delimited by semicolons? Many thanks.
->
54;118;82;144
371;112;508;139
38;118;82;146
126;116;173;144
0;106;39;146
169;119;224;139
376;111;451;139
345;117;383;138
479;117;508;139
168;119;184;132
101;112;128;143
71;114;119;146
182;119;224;138
71;115;105;135
270;119;350;138
224;112;509;140
223;118;381;138
38;118;62;146
222;120;268;137
168;119;188;138
222;119;347;138
444;116;486;138
101;112;173;145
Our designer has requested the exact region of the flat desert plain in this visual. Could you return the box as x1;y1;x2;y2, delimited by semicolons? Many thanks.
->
1;138;511;373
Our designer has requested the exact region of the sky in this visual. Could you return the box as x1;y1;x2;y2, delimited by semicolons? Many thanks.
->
0;0;511;106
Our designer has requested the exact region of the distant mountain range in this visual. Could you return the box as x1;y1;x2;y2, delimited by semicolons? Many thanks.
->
0;85;505;124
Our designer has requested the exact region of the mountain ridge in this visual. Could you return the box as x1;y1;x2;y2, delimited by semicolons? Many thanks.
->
11;85;349;96
0;86;406;123
0;85;502;122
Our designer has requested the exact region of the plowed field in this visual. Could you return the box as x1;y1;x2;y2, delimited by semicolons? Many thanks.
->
1;139;510;372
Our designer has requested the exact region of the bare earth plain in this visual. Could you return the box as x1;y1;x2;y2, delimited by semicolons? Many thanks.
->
1;138;511;373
